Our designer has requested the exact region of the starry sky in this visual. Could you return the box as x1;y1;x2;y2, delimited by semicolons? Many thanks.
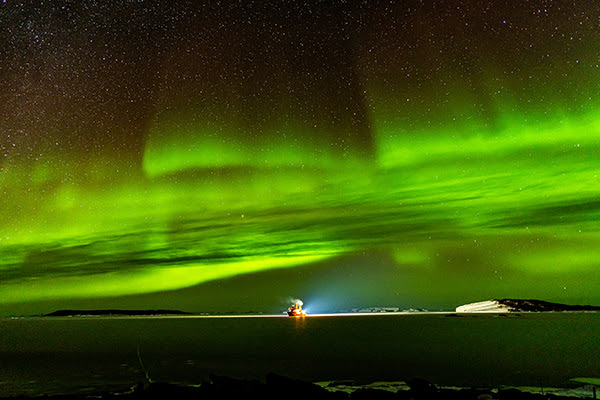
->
1;1;600;315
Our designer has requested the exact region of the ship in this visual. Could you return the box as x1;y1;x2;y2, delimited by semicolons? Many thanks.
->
287;302;306;317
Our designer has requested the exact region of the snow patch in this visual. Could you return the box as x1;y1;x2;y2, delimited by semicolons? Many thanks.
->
456;300;511;313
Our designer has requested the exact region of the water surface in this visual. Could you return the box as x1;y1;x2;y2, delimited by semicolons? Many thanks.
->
1;313;599;396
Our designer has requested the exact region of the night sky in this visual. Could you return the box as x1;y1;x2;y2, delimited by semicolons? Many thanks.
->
1;1;600;316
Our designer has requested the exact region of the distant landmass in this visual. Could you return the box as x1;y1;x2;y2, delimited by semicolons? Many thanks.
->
456;299;600;313
347;307;428;313
43;309;192;317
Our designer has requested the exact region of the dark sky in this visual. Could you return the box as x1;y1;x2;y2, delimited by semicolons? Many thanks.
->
1;1;600;315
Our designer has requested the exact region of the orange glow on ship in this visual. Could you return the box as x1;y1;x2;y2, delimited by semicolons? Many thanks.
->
287;302;307;317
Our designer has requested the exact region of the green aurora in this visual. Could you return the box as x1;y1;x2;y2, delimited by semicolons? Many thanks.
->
1;1;599;314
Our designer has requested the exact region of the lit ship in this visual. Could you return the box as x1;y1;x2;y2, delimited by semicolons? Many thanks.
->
287;302;306;317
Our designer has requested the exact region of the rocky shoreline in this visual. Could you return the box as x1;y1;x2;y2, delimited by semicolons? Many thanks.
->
1;374;597;400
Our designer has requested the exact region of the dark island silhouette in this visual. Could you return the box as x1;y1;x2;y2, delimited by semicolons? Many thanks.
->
456;299;600;313
43;309;192;317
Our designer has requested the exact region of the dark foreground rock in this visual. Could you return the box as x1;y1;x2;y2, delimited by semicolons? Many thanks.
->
0;375;595;400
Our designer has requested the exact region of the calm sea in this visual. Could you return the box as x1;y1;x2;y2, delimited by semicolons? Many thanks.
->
1;313;599;396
